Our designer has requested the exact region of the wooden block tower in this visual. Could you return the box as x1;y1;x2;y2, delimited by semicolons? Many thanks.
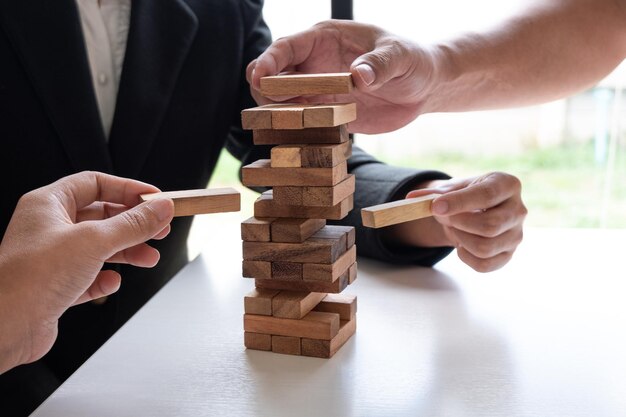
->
240;73;357;358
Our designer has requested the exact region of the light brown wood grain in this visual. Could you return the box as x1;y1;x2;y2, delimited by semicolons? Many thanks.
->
271;335;302;355
301;317;356;358
242;159;347;187
242;233;346;264
140;188;240;217
241;107;272;130
303;245;356;282
270;262;303;281
242;260;272;279
244;332;272;351
271;291;327;319
271;141;353;168
244;311;340;340
260;73;354;96
361;194;439;228
348;262;358;284
270;218;326;243
253;125;349;145
255;269;350;294
313;294;357;321
254;191;353;221
241;216;275;242
273;174;355;207
303;103;356;128
244;288;280;316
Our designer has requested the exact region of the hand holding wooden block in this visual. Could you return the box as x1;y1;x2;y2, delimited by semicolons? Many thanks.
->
361;194;439;228
140;188;240;217
260;72;354;96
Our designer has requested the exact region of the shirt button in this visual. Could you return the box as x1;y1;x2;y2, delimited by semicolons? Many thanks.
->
98;72;108;85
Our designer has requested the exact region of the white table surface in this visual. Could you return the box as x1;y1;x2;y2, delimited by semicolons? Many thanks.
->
32;227;626;417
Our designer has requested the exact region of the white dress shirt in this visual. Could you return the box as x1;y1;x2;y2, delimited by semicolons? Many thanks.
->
75;0;131;139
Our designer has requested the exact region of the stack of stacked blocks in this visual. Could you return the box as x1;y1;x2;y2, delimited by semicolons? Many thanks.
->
240;73;358;358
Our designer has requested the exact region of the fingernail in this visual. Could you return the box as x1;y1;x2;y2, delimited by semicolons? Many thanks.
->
355;64;376;86
147;198;174;222
432;199;449;215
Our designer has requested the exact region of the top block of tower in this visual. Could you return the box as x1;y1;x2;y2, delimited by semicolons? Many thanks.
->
260;73;354;97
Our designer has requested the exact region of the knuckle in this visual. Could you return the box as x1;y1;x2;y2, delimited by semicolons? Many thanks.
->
121;209;149;236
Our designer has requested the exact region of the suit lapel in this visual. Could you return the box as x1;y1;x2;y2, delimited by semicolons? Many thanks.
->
108;0;198;178
0;0;112;173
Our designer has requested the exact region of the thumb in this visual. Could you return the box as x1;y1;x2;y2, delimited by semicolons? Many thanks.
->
92;198;174;257
351;43;412;90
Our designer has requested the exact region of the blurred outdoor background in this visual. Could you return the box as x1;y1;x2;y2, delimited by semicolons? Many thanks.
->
192;0;626;256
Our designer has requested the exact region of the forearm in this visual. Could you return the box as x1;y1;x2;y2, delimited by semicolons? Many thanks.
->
0;258;30;374
423;0;626;113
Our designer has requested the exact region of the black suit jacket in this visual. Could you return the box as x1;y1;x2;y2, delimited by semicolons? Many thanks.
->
0;0;452;414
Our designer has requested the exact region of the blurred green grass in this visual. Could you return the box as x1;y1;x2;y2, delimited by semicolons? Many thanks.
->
209;141;626;228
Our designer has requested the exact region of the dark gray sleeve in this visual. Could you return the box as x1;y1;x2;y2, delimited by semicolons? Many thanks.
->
331;145;454;266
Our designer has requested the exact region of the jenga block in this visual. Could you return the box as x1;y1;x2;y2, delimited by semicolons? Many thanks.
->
348;262;358;284
303;103;357;128
254;191;353;221
272;291;327;319
271;262;303;280
244;311;340;340
271;106;304;129
301;317;356;358
242;260;272;279
273;175;355;207
255;268;350;293
244;332;272;351
313;294;357;321
311;225;354;250
260;72;354;96
244;289;280;316
253;125;349;145
361;194;438;228
140;188;240;217
242;234;346;264
270;218;326;243
241;107;272;130
241;217;275;242
271;335;301;355
271;141;352;168
303;245;356;282
242;160;347;187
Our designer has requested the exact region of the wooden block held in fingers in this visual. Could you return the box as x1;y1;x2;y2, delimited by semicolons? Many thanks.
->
244;311;340;340
242;159;348;187
313;294;357;321
270;218;326;243
253;125;349;145
241;217;275;242
272;291;327;319
244;289;280;316
302;317;356;358
254;191;353;221
273;175;355;207
243;233;346;264
272;335;301;355
361;194;439;228
303;103;357;128
244;332;272;351
255;269;350;293
140;188;240;217
260;72;354;96
271;262;303;280
303;245;356;282
242;260;272;279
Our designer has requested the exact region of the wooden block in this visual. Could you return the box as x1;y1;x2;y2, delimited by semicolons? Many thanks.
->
242;159;347;187
270;218;326;243
313;294;357;321
255;269;350;294
271;141;352;168
303;103;357;128
273;174;355;207
272;291;327;319
242;233;346;264
241;217;275;242
271;335;301;355
311;225;354;250
253;125;349;145
301;317;356;358
244;289;280;316
244;311;340;340
271;106;304;129
271;262;303;280
241;107;272;130
361;194;438;228
242;260;272;279
348;262;358;284
303;245;357;282
140;188;240;217
244;332;272;351
254;191;353;221
260;72;354;96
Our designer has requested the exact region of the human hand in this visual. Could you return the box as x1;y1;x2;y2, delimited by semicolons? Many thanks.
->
247;20;441;134
0;171;174;370
386;172;527;272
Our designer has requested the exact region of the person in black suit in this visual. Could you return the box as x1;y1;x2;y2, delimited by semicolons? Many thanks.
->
0;1;525;414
